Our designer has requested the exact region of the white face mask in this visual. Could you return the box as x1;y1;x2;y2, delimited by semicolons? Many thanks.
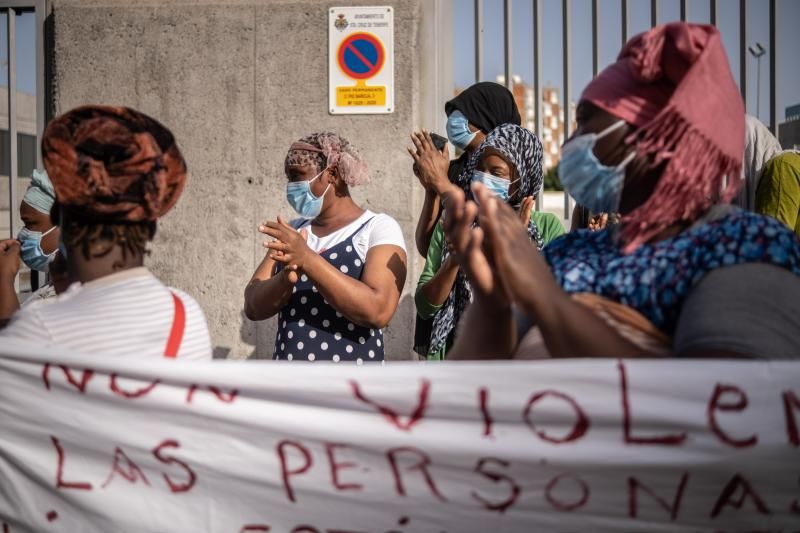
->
558;120;636;214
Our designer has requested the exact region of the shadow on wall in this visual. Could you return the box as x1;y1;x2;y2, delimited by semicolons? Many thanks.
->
384;293;417;361
213;310;277;360
214;295;418;360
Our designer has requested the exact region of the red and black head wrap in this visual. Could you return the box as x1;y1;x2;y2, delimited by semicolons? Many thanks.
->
42;105;187;223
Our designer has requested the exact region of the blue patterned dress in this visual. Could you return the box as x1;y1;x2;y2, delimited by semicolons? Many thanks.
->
543;210;800;335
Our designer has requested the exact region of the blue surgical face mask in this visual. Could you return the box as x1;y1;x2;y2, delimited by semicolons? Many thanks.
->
446;110;478;150
558;120;635;214
18;225;58;272
471;170;519;203
286;169;331;219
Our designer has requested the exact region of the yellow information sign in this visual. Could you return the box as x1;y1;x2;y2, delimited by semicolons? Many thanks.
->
336;84;387;107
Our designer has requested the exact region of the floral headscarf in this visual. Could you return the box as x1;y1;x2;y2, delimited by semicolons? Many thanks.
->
285;132;370;187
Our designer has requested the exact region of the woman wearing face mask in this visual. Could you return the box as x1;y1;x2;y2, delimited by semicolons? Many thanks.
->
411;82;521;258
0;170;70;328
244;132;407;363
1;105;212;359
443;22;800;359
409;83;521;358
411;124;564;360
18;169;60;274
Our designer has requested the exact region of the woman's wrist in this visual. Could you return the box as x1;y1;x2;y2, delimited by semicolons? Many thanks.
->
514;280;565;332
473;289;512;315
442;253;459;271
298;250;326;282
431;176;451;197
278;266;297;285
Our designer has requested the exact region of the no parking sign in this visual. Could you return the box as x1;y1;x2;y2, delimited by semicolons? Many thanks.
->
329;6;394;114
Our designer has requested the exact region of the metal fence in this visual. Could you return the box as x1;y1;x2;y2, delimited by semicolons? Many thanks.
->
470;0;780;218
0;1;785;228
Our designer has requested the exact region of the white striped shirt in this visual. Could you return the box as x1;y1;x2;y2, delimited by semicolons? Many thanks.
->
1;267;212;360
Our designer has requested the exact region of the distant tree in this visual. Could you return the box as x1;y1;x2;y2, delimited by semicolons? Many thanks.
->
543;166;563;191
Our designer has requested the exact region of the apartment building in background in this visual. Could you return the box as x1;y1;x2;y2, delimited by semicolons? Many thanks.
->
498;75;576;170
779;103;800;150
453;77;575;170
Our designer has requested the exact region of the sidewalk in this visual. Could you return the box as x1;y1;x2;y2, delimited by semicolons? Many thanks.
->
539;190;572;227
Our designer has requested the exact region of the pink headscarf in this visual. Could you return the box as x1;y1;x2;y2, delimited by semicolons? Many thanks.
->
285;132;370;187
582;23;744;252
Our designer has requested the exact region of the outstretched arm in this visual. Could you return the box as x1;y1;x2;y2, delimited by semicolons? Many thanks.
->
474;184;655;358
439;187;517;359
447;293;516;360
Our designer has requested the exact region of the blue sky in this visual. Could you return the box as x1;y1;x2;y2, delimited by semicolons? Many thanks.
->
453;0;800;125
0;11;37;97
1;4;797;128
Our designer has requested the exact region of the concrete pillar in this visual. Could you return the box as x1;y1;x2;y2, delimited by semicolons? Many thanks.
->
49;0;450;359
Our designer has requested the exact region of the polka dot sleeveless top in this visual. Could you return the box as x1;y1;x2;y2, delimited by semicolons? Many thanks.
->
274;218;384;363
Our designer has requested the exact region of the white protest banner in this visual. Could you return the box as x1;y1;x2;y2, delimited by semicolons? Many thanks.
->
0;339;798;532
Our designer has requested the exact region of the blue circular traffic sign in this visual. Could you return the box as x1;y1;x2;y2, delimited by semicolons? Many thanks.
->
337;33;385;80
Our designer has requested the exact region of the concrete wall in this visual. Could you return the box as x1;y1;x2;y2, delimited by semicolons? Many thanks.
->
50;0;449;359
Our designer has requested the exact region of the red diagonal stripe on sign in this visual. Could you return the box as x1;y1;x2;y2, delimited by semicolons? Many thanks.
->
346;42;376;70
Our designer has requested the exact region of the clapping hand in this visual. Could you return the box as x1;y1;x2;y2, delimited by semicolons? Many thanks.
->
441;186;508;307
259;217;312;283
517;196;535;227
473;183;552;311
588;213;609;231
0;239;20;281
408;130;450;195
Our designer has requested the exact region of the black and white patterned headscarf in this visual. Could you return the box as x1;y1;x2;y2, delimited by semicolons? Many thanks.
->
428;124;544;356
